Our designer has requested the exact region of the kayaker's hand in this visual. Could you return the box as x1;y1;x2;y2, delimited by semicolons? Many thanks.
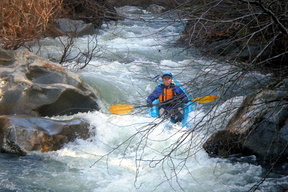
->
182;98;189;103
147;102;153;107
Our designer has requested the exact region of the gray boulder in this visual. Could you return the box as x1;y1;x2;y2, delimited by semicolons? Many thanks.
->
106;0;186;9
203;80;288;164
146;4;166;13
116;6;144;14
0;115;90;155
0;49;99;116
54;19;96;37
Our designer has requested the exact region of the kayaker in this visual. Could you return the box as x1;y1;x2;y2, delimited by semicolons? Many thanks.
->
146;72;189;123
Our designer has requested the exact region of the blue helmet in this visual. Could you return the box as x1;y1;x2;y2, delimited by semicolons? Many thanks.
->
161;72;172;78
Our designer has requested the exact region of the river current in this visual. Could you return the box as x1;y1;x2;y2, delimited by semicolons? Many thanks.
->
1;6;287;192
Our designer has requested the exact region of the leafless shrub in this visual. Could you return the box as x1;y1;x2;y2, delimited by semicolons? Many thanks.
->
0;0;63;50
181;0;288;77
58;34;100;70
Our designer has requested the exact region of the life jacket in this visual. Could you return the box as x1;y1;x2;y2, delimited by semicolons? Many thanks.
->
158;84;177;103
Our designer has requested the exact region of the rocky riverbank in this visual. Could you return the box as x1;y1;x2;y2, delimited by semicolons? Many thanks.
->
0;48;99;155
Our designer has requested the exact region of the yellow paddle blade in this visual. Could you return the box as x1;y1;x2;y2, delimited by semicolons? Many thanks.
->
109;104;134;115
192;95;218;103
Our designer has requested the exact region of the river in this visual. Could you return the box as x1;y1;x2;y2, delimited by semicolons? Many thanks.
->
0;6;287;192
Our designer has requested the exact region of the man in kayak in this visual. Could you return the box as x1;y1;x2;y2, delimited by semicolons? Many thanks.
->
146;72;189;123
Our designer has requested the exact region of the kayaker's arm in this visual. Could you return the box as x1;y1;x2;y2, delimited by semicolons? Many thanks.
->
146;86;162;106
174;87;189;102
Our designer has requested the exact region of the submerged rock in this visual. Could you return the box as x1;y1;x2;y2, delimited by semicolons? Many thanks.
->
0;115;91;155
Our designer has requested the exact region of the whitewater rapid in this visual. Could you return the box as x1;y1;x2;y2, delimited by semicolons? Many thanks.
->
1;6;287;192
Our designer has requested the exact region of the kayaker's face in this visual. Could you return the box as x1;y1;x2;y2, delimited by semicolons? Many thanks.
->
162;76;172;86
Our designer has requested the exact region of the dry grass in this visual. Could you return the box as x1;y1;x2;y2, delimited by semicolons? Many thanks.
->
0;0;63;50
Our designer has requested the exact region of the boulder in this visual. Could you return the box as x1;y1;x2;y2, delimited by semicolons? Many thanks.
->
0;49;99;116
0;49;15;64
116;6;144;14
0;115;91;155
54;19;96;37
146;4;166;13
203;80;288;164
106;0;187;9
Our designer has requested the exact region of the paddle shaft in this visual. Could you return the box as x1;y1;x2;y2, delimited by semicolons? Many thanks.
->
134;98;198;109
109;95;217;115
134;95;217;108
134;104;150;108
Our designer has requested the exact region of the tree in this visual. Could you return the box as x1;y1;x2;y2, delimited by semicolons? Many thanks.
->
181;0;288;77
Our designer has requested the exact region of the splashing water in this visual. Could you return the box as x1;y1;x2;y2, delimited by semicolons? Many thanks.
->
1;7;287;192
